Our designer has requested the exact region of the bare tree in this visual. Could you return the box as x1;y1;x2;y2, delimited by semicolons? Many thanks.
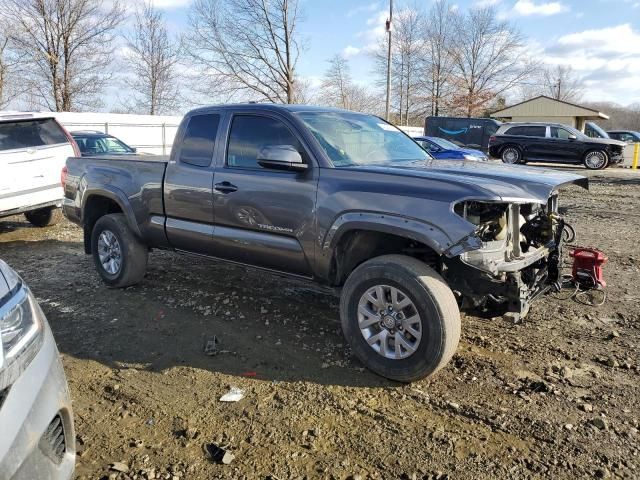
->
423;0;456;117
123;2;181;115
185;0;303;104
374;7;426;125
449;7;536;117
0;30;12;109
542;65;584;102
0;0;124;112
319;55;377;112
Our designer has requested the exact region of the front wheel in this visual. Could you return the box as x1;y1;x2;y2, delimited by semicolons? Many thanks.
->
91;213;148;288
340;255;461;382
25;207;56;227
583;150;609;170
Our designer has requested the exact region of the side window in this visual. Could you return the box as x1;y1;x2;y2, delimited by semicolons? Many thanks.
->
550;127;572;140
179;114;220;167
506;126;545;137
524;126;546;137
505;126;527;136
227;115;302;169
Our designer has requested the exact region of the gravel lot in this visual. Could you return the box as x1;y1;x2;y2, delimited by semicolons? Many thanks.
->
1;167;639;480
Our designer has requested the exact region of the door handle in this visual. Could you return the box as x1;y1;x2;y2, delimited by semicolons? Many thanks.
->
214;181;238;193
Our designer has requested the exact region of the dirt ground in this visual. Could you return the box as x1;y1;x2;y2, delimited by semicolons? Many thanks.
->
1;167;639;480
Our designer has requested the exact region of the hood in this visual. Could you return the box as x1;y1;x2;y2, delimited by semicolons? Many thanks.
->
458;148;487;157
350;160;588;203
582;137;627;147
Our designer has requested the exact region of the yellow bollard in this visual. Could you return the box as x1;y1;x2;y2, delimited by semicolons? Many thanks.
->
633;143;639;170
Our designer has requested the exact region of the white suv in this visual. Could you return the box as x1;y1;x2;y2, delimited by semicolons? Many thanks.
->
0;114;79;226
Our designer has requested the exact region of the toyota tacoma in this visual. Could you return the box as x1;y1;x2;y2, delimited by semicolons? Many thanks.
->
62;104;588;382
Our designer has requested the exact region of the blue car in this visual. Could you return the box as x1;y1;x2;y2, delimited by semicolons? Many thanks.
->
414;136;488;161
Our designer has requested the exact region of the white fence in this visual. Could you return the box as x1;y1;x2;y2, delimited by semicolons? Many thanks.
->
51;112;183;155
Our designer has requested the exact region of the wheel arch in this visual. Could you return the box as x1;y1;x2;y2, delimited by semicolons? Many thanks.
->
322;214;451;285
81;189;141;254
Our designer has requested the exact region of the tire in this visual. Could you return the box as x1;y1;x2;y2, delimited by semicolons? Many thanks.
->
91;213;148;288
501;146;522;164
583;150;609;170
24;207;56;227
340;254;461;382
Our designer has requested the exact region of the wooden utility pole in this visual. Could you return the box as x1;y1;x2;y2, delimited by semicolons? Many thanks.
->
385;0;393;121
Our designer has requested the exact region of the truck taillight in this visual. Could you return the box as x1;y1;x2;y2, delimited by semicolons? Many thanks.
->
61;165;68;187
55;119;81;157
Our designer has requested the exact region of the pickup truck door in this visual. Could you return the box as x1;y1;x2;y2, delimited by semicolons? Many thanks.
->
210;113;318;277
163;113;221;255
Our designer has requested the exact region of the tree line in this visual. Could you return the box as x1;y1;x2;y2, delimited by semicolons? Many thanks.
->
0;0;638;130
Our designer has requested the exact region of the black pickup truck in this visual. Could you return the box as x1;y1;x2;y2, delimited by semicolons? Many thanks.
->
63;104;588;382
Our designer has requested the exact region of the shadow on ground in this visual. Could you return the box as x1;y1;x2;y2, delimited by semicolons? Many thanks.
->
0;238;395;389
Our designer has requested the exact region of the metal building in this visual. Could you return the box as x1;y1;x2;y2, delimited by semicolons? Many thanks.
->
490;95;609;132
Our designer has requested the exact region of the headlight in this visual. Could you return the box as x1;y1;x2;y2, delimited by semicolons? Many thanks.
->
0;263;44;390
463;154;481;161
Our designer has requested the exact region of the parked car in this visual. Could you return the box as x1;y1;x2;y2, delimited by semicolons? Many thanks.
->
71;131;137;156
0;259;75;479
414;136;488;161
0;113;79;226
488;122;626;169
425;116;501;152
62;104;588;382
607;130;640;143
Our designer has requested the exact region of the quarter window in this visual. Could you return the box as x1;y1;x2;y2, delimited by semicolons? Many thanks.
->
227;115;302;169
179;114;220;167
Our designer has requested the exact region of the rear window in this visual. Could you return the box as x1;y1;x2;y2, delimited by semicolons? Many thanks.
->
179;114;220;167
505;126;546;137
0;118;68;152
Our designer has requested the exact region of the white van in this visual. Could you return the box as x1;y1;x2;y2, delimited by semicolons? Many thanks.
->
0;114;79;226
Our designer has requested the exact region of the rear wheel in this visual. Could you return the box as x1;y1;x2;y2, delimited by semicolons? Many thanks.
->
501;146;522;164
583;150;609;170
340;254;461;382
91;213;148;288
24;207;56;227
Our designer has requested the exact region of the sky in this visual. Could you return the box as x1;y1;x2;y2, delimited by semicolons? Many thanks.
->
124;0;640;108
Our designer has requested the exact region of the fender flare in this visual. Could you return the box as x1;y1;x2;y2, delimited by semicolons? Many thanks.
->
321;211;455;255
80;185;142;238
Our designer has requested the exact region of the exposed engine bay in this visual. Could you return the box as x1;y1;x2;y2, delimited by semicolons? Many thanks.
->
445;196;566;320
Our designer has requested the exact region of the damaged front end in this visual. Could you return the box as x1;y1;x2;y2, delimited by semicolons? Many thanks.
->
443;195;567;320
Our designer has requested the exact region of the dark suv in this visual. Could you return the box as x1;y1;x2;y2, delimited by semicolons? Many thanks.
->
488;122;626;169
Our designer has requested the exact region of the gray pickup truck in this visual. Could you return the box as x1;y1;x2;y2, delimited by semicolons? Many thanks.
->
62;104;588;382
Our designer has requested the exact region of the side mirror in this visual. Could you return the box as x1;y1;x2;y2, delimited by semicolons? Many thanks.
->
257;145;307;172
131;147;137;153
568;135;577;141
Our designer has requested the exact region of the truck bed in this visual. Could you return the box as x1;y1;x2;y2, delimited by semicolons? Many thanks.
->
62;155;169;245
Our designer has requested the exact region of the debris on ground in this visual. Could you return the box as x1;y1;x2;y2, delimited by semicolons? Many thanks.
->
219;387;244;402
204;443;235;464
203;336;219;356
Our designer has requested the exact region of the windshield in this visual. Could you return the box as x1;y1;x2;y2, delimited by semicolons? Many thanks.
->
296;111;429;167
75;135;134;154
429;137;460;150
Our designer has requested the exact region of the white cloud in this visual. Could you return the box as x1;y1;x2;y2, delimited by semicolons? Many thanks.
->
512;0;569;16
542;24;640;104
342;45;361;58
347;2;380;18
